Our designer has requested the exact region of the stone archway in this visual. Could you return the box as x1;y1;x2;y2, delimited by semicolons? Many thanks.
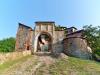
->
34;32;52;53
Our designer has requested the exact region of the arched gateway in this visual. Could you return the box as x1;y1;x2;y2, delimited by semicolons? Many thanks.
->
15;21;65;54
34;31;52;52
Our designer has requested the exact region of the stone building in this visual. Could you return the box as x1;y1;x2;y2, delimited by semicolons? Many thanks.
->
15;21;92;59
63;27;92;59
15;21;65;54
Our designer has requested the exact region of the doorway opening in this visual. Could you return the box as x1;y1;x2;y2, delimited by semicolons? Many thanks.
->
37;32;52;52
26;45;30;50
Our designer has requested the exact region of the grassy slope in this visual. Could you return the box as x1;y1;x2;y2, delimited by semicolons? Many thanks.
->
0;55;100;75
0;55;32;74
49;57;100;75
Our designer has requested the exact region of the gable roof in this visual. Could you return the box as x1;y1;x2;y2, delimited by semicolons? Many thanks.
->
19;23;32;29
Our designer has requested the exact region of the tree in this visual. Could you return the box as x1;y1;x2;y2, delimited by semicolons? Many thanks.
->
0;37;16;52
83;25;100;56
55;25;67;37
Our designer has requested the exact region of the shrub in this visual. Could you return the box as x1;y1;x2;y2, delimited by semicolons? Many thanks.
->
0;37;15;52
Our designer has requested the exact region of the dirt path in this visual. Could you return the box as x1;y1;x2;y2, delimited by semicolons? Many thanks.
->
1;52;57;75
34;55;56;75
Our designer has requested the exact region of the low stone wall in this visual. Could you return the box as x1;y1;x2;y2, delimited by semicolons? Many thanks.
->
0;51;31;65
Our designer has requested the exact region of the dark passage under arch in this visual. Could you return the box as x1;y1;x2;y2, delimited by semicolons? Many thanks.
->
37;32;52;52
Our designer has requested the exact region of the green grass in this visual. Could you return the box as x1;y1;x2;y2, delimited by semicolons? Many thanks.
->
49;57;100;75
0;55;32;74
1;54;100;75
35;63;46;75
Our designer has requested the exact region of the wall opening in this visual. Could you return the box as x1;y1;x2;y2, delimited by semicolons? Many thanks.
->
26;45;30;50
34;32;52;52
37;32;52;52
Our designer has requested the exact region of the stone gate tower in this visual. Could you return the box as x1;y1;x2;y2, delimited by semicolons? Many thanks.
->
15;21;65;54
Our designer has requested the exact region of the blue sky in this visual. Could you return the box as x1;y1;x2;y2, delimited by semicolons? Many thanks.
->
0;0;100;39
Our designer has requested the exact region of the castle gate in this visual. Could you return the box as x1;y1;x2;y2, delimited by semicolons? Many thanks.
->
33;22;54;53
15;21;65;54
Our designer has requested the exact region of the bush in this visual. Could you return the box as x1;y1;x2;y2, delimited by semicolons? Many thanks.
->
0;37;15;52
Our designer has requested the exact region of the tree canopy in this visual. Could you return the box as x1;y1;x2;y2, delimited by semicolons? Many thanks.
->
0;37;15;52
83;25;100;56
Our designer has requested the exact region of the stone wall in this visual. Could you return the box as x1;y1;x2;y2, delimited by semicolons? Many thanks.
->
0;51;31;65
15;23;33;51
52;31;65;54
63;37;92;59
16;22;66;54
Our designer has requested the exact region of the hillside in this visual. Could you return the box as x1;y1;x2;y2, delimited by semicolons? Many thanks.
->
0;53;100;75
